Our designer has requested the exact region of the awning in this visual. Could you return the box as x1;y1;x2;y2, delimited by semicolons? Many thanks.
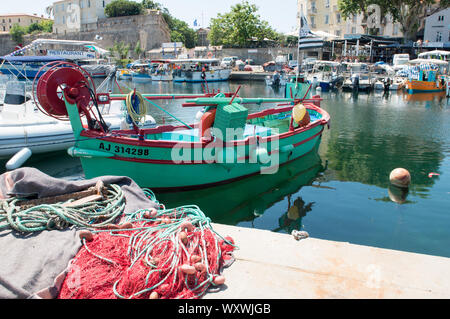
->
0;55;68;63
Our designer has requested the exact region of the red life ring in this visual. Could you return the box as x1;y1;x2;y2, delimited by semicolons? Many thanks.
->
207;52;213;58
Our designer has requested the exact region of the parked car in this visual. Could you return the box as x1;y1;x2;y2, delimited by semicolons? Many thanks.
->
220;56;239;68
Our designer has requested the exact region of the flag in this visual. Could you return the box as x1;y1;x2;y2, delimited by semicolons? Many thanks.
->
298;14;323;50
193;19;198;27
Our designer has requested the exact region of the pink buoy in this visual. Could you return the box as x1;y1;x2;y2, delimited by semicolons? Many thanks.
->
389;168;411;188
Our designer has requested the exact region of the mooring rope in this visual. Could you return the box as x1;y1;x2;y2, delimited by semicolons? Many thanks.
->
0;184;125;233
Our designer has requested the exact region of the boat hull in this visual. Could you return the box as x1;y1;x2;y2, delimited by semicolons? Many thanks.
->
173;69;231;83
69;105;328;191
406;80;445;94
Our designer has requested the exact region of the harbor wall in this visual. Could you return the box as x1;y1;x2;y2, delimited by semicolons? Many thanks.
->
0;12;170;56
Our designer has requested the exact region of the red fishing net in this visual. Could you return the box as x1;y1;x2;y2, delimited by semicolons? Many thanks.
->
58;208;235;299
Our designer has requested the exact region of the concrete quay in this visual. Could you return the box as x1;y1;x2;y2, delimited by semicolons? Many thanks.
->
205;223;450;299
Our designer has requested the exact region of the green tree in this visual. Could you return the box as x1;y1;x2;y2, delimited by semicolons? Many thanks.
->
134;40;144;59
108;41;132;67
38;20;54;33
208;1;279;48
141;0;162;10
9;24;26;45
105;0;143;17
338;0;449;42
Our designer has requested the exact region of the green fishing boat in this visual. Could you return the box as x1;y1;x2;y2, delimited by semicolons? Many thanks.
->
34;63;330;191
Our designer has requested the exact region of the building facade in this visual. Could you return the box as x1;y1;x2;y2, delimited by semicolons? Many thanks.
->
52;0;113;35
297;0;403;38
424;7;450;47
0;14;52;33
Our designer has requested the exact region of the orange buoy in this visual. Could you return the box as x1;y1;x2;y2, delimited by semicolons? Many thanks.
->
389;168;411;188
179;231;188;244
79;230;94;242
149;291;159;299
180;264;196;275
213;276;225;285
199;109;216;139
190;254;201;264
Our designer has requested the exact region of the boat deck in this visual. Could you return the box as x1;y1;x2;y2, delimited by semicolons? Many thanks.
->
205;223;450;298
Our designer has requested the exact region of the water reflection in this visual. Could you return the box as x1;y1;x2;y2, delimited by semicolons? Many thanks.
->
156;145;325;229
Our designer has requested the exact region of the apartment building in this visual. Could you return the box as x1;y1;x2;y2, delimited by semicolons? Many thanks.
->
297;0;403;38
0;13;51;33
52;0;113;34
424;7;450;47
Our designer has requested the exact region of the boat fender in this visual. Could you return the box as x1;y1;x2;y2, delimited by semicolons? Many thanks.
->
199;108;216;139
292;103;311;127
280;144;294;154
6;147;32;171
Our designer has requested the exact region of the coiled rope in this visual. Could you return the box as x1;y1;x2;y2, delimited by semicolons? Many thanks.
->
125;91;147;126
0;184;125;233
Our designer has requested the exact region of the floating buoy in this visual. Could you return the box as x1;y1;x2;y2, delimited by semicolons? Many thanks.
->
194;263;206;274
292;103;311;127
79;230;94;242
149;291;159;299
6;147;32;171
180;264;196;275
213;276;225;285
180;221;194;232
120;222;133;229
179;231;188;244
190;254;201;264
143;208;158;219
389;168;411;188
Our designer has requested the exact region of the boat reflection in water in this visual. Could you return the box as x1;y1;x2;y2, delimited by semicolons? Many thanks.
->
402;90;446;103
157;143;325;232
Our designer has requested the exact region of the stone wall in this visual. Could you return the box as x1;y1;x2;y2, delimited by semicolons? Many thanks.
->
0;12;170;57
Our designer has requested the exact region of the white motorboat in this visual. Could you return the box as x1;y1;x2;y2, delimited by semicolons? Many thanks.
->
306;61;344;91
0;80;156;160
342;63;374;92
265;71;288;87
171;59;231;83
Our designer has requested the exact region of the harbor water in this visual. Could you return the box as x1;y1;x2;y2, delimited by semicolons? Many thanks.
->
2;79;450;258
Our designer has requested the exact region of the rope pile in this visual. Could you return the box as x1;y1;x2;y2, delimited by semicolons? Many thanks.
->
125;91;147;126
58;189;236;299
0;184;125;233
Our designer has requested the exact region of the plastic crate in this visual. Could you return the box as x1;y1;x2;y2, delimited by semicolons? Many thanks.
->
213;102;248;141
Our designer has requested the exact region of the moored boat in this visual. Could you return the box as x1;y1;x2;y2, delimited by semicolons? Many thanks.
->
171;58;231;83
33;64;329;190
404;59;448;94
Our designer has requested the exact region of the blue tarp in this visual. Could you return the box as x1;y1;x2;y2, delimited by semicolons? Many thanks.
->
0;56;68;63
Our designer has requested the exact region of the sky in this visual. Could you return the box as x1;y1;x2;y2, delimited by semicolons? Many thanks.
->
3;0;298;34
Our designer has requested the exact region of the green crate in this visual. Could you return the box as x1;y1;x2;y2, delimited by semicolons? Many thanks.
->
213;102;248;141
